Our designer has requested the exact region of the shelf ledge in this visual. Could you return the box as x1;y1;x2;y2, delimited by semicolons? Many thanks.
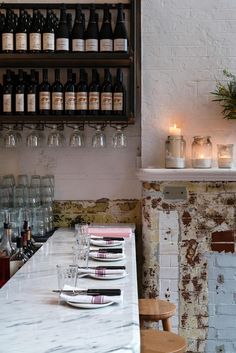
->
137;168;236;182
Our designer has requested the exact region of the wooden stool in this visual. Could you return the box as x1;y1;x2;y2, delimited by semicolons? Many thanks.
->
141;329;187;353
139;299;176;331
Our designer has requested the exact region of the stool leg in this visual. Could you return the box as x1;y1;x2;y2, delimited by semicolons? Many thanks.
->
162;318;172;331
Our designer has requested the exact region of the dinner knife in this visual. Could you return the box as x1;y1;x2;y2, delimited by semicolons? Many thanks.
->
89;248;123;253
91;237;124;241
53;289;121;296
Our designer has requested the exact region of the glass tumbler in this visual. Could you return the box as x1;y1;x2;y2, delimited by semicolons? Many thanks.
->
192;136;212;168
217;144;234;168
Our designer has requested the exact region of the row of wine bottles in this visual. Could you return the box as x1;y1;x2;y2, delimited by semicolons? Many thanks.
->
0;4;128;53
1;67;126;116
0;220;39;287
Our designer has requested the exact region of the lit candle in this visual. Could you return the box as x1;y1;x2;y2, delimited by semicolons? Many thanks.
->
169;124;181;136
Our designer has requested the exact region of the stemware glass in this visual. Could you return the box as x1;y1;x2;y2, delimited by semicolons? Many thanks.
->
91;125;106;148
112;125;127;148
26;125;45;148
69;125;85;148
4;126;22;148
47;125;65;148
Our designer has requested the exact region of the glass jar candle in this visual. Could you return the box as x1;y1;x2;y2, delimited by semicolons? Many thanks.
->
192;136;212;168
165;135;186;169
217;144;234;168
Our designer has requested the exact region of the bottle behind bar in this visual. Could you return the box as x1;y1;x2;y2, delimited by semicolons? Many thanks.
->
85;4;99;52
10;236;28;277
72;5;85;52
100;5;113;52
114;4;128;53
39;68;51;115
76;68;88;115
52;69;64;115
2;9;14;53
0;222;15;287
43;10;55;52
89;69;100;115
3;69;13;115
101;68;113;115
15;9;27;53
56;7;69;52
64;69;76;115
15;69;25;115
113;68;125;115
67;13;72;51
27;69;38;115
29;10;42;53
0;12;6;51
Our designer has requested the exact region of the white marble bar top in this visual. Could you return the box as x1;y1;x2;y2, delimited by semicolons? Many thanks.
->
0;228;140;353
137;168;236;181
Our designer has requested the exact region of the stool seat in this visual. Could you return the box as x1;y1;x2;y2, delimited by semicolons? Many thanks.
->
139;299;176;331
141;329;187;353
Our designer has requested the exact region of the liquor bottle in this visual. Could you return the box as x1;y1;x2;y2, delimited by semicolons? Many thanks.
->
39;69;51;115
114;4;128;53
89;69;101;115
76;68;88;115
99;5;113;52
113;68;125;115
23;220;37;254
42;9;55;52
85;4;99;52
56;7;69;52
71;5;85;52
52;69;64;115
10;236;28;277
21;231;33;259
2;9;14;53
29;10;42;53
101;68;113;115
15;69;25;115
64;69;76;115
15;9;27;53
27;69;38;115
0;222;15;287
3;69;13;115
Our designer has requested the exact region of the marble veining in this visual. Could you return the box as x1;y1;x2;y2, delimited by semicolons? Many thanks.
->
0;229;140;353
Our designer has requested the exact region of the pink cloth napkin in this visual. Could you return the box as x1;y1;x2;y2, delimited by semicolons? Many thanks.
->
88;227;132;238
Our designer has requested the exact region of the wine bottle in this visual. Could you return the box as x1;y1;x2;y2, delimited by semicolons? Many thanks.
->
113;68;126;115
21;231;33;259
71;5;85;52
52;69;64;115
99;5;113;52
39;68;51;115
85;4;99;52
15;69;25;115
89;69;101;115
64;68;76;115
15;9;27;53
10;236;28;277
67;13;72;51
76;68;88;115
56;7;69;52
27;69;38;115
101;68;113;115
42;10;55;52
29;10;42;53
2;9;14;53
23;221;37;254
0;12;6;51
114;4;128;53
3;69;13;115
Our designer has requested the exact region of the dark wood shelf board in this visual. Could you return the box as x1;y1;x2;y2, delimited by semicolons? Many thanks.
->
0;3;131;10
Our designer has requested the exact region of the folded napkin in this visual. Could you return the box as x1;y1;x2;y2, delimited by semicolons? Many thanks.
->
91;239;121;246
77;268;126;276
88;227;132;238
90;252;124;259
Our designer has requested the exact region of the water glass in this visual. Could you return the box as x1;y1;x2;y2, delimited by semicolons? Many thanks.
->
30;175;41;188
72;246;89;268
17;175;29;187
56;265;78;291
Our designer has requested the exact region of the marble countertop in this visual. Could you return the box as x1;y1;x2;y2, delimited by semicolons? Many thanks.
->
0;228;140;353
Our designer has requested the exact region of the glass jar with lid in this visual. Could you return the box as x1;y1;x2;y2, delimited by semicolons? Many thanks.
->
192;136;212;168
165;135;186;168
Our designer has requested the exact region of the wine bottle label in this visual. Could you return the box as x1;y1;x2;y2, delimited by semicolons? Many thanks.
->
3;94;12;113
29;33;41;51
65;92;76;110
100;39;113;52
10;260;24;277
2;33;14;51
76;92;88;110
72;39;84;52
15;93;24;112
16;33;27;51
56;38;69;51
113;92;123;111
39;91;50;110
101;92;112;111
43;33;55;51
27;94;36;112
114;38;128;52
52;92;63;110
89;92;100;110
85;39;98;52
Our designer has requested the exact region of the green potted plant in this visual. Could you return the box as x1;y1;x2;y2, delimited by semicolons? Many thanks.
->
211;69;236;119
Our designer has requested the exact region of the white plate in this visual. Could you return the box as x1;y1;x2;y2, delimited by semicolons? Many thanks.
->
90;240;122;247
89;254;125;262
89;273;128;280
67;300;114;309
